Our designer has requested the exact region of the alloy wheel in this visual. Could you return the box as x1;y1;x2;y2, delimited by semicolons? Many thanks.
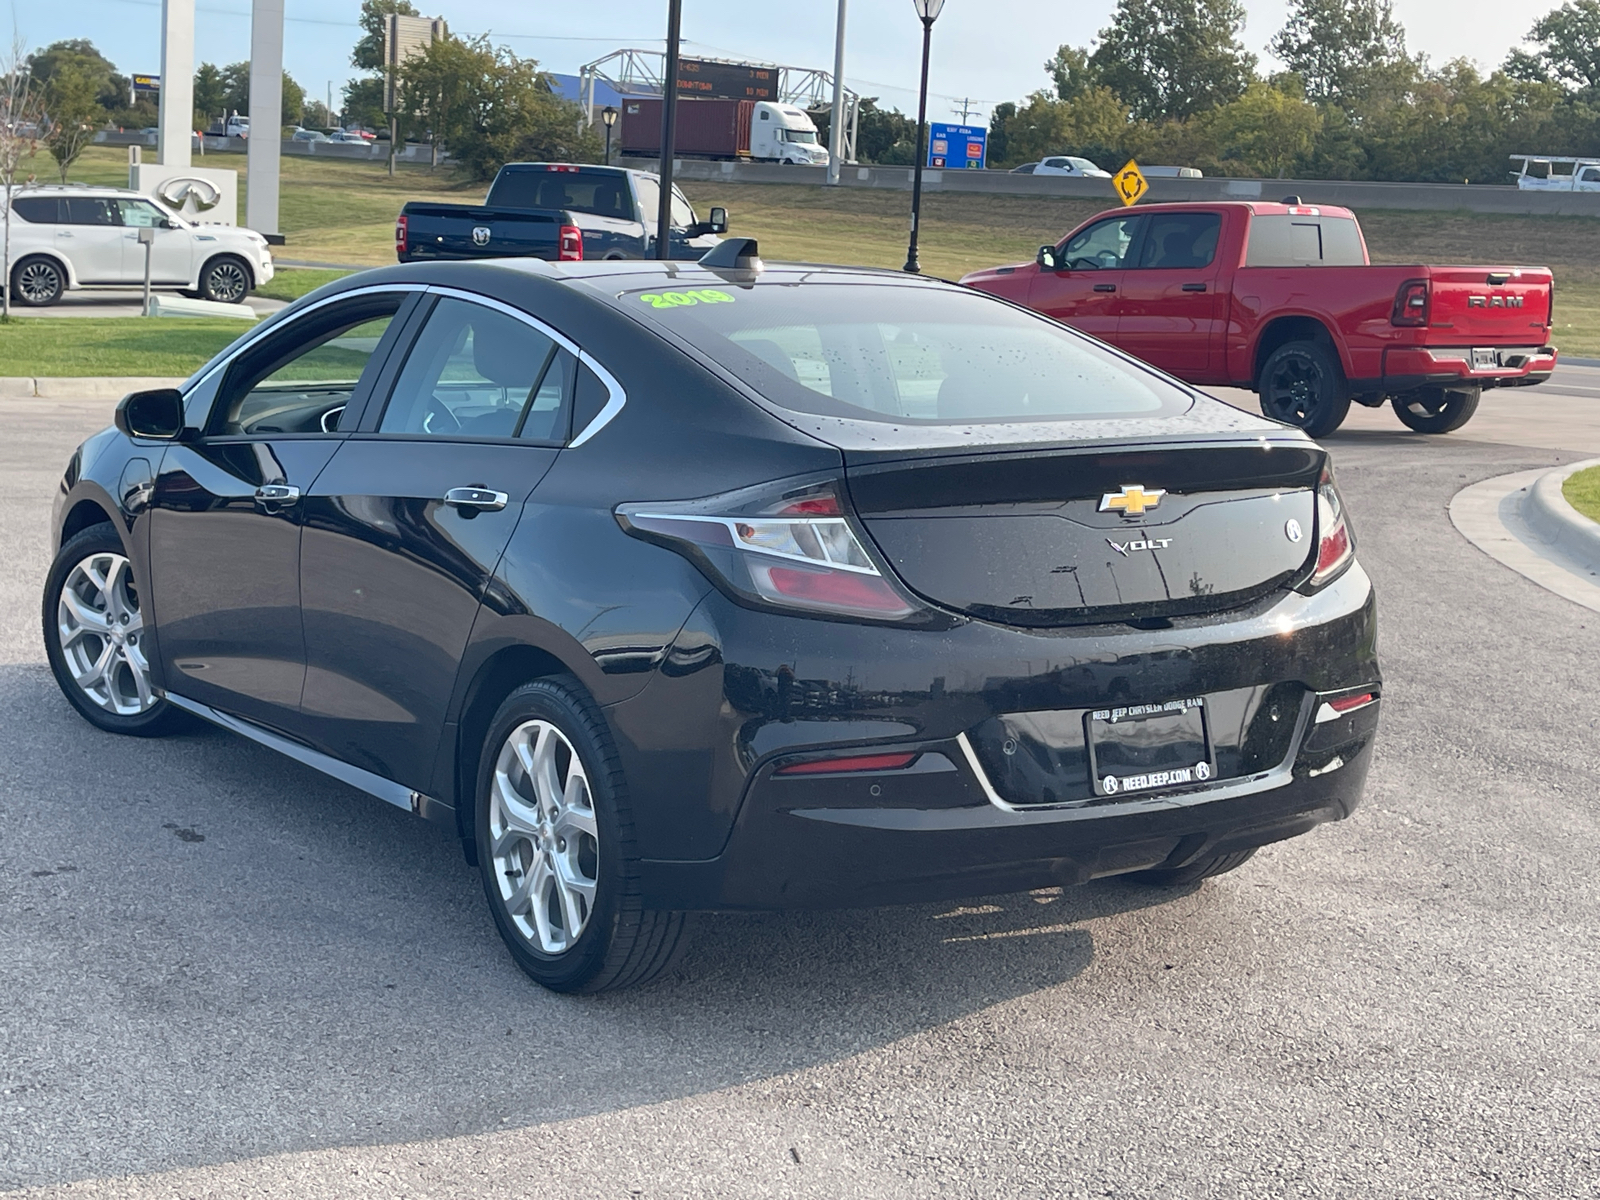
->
17;261;61;304
489;719;601;954
206;261;248;304
1264;351;1324;424
56;551;156;716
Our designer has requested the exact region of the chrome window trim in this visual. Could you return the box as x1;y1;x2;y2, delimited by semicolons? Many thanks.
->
422;285;627;448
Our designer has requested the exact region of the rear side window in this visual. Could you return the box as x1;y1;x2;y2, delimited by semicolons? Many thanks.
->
1244;215;1365;267
487;169;632;220
64;198;117;226
1136;212;1221;269
379;297;567;440
12;197;60;223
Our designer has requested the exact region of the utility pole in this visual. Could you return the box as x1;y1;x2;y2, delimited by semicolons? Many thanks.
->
828;0;848;186
954;97;975;122
655;0;683;259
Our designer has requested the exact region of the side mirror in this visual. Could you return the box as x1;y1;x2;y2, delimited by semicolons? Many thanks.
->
159;217;176;230
1036;245;1061;271
708;206;728;233
115;388;186;440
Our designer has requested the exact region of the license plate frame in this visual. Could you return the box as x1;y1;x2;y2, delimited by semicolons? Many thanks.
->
1085;697;1214;798
1471;347;1499;369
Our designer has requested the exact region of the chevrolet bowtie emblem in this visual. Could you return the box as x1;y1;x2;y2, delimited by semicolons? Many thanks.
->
1099;484;1166;517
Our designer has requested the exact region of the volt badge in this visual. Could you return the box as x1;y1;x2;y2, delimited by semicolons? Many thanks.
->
1099;484;1166;517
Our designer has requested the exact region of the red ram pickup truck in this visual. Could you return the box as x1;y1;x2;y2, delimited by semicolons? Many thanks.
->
962;198;1557;436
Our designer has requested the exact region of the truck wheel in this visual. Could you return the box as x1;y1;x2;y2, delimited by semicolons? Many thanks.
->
1390;386;1480;434
1258;340;1350;438
11;255;65;306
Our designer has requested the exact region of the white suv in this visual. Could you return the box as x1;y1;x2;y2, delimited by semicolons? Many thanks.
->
3;186;275;307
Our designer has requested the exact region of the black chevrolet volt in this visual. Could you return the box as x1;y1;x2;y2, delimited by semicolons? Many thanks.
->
44;248;1380;992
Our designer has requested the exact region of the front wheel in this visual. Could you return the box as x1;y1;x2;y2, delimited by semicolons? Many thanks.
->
198;255;251;304
43;524;187;736
475;677;686;993
1390;386;1480;433
1258;340;1350;438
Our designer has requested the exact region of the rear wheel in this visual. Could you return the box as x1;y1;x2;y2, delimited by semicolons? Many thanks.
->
198;255;251;304
1258;340;1350;438
1126;848;1257;887
474;677;686;993
11;255;65;306
1390;386;1480;433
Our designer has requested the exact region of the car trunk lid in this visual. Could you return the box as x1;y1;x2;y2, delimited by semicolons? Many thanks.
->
1423;267;1554;344
847;441;1324;626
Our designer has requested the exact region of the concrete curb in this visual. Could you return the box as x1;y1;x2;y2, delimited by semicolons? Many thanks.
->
1450;467;1600;614
1524;458;1600;570
0;377;187;400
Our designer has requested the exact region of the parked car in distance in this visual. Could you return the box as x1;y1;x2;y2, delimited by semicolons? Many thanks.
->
292;128;329;143
3;185;273;306
1034;156;1112;178
327;130;370;144
397;163;728;264
1142;165;1204;178
1011;162;1039;174
963;198;1556;436
45;248;1381;992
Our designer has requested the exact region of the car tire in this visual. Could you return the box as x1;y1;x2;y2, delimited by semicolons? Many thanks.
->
198;255;252;304
11;255;65;306
474;676;687;993
1125;848;1257;887
42;523;188;737
1258;340;1351;438
1390;386;1480;434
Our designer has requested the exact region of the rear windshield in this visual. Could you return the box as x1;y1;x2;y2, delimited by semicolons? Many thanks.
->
1244;215;1366;267
488;169;634;220
620;281;1190;424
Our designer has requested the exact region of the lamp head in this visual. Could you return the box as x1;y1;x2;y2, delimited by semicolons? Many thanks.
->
601;105;619;128
911;0;945;22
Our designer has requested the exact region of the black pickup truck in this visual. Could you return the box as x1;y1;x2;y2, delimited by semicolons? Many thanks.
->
396;163;729;263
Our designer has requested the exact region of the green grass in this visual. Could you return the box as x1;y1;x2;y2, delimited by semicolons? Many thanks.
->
0;318;248;376
1564;465;1600;522
256;267;354;302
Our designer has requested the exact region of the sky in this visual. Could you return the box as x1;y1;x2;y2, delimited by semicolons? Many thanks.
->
12;0;1546;122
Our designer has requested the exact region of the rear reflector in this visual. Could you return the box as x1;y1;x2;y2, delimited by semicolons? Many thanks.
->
1315;692;1377;722
775;752;918;776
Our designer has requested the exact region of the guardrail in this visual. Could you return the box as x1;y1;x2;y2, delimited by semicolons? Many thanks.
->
663;157;1600;217
93;130;444;163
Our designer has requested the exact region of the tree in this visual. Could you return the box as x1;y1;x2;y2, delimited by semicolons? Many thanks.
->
1522;0;1600;92
27;40;122;112
41;63;99;181
0;38;44;319
1268;0;1414;107
1199;80;1323;176
193;62;227;127
995;88;1133;165
213;62;306;126
1087;0;1257;120
987;101;1015;163
352;0;421;72
1045;46;1096;102
341;76;386;131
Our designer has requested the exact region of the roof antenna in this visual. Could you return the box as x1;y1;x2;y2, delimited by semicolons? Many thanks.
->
698;237;762;273
1280;194;1303;205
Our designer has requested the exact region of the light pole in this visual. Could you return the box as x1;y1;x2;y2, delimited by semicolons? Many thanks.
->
903;0;944;274
656;0;684;259
602;105;618;163
827;0;848;186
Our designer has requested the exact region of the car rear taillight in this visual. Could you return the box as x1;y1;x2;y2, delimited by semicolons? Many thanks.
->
558;224;583;261
395;213;408;255
1392;278;1428;327
617;477;926;622
1307;465;1354;588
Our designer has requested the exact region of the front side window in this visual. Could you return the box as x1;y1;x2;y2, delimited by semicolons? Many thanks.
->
622;281;1186;424
1060;215;1142;270
1135;212;1221;270
115;199;169;227
378;297;568;440
215;297;403;435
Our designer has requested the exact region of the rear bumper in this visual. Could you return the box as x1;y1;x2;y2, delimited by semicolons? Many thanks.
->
619;565;1381;912
1380;344;1556;391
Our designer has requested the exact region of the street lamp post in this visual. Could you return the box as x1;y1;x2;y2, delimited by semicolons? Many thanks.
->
602;105;618;164
656;0;684;259
902;0;944;274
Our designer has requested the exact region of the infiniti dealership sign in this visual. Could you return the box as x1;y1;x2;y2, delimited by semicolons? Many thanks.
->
129;163;239;226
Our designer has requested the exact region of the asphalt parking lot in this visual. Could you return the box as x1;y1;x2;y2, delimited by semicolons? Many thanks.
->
2;378;1598;1198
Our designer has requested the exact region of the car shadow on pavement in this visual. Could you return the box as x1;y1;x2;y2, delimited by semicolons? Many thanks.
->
1;664;1201;1188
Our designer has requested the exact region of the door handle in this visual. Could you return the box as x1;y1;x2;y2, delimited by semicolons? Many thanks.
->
1093;283;1117;293
443;486;508;512
1181;282;1208;292
254;484;300;504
